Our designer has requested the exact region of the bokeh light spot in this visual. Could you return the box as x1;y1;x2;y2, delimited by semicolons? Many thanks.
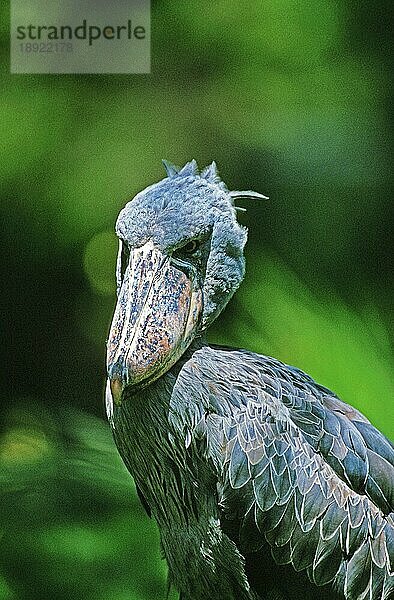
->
0;427;51;465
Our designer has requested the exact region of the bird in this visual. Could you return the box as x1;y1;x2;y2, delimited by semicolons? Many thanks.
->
105;160;394;600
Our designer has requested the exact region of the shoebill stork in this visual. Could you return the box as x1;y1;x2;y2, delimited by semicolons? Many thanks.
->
105;160;394;600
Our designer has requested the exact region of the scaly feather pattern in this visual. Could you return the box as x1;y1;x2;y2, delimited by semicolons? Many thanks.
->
169;345;394;600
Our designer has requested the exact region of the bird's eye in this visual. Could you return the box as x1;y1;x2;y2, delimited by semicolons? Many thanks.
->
181;240;200;254
172;238;204;264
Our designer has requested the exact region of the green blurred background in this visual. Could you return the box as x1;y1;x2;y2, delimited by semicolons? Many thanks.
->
1;1;393;599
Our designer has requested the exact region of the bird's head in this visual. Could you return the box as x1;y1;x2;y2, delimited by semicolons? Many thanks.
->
106;160;266;401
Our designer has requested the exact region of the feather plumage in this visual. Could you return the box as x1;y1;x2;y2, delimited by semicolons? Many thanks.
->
107;161;393;600
168;346;394;599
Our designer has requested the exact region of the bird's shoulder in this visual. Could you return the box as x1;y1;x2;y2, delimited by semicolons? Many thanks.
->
170;343;394;516
172;343;363;428
180;342;338;401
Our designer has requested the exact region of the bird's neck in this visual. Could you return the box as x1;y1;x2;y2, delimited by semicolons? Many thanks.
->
110;335;208;526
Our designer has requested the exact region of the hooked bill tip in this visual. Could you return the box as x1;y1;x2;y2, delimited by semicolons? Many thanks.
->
109;377;123;406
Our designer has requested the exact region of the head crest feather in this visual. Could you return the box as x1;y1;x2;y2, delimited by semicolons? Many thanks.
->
229;190;269;201
201;161;221;183
162;159;179;177
161;159;268;202
178;159;198;176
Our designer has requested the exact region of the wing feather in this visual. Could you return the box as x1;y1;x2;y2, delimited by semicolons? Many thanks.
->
169;346;394;599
